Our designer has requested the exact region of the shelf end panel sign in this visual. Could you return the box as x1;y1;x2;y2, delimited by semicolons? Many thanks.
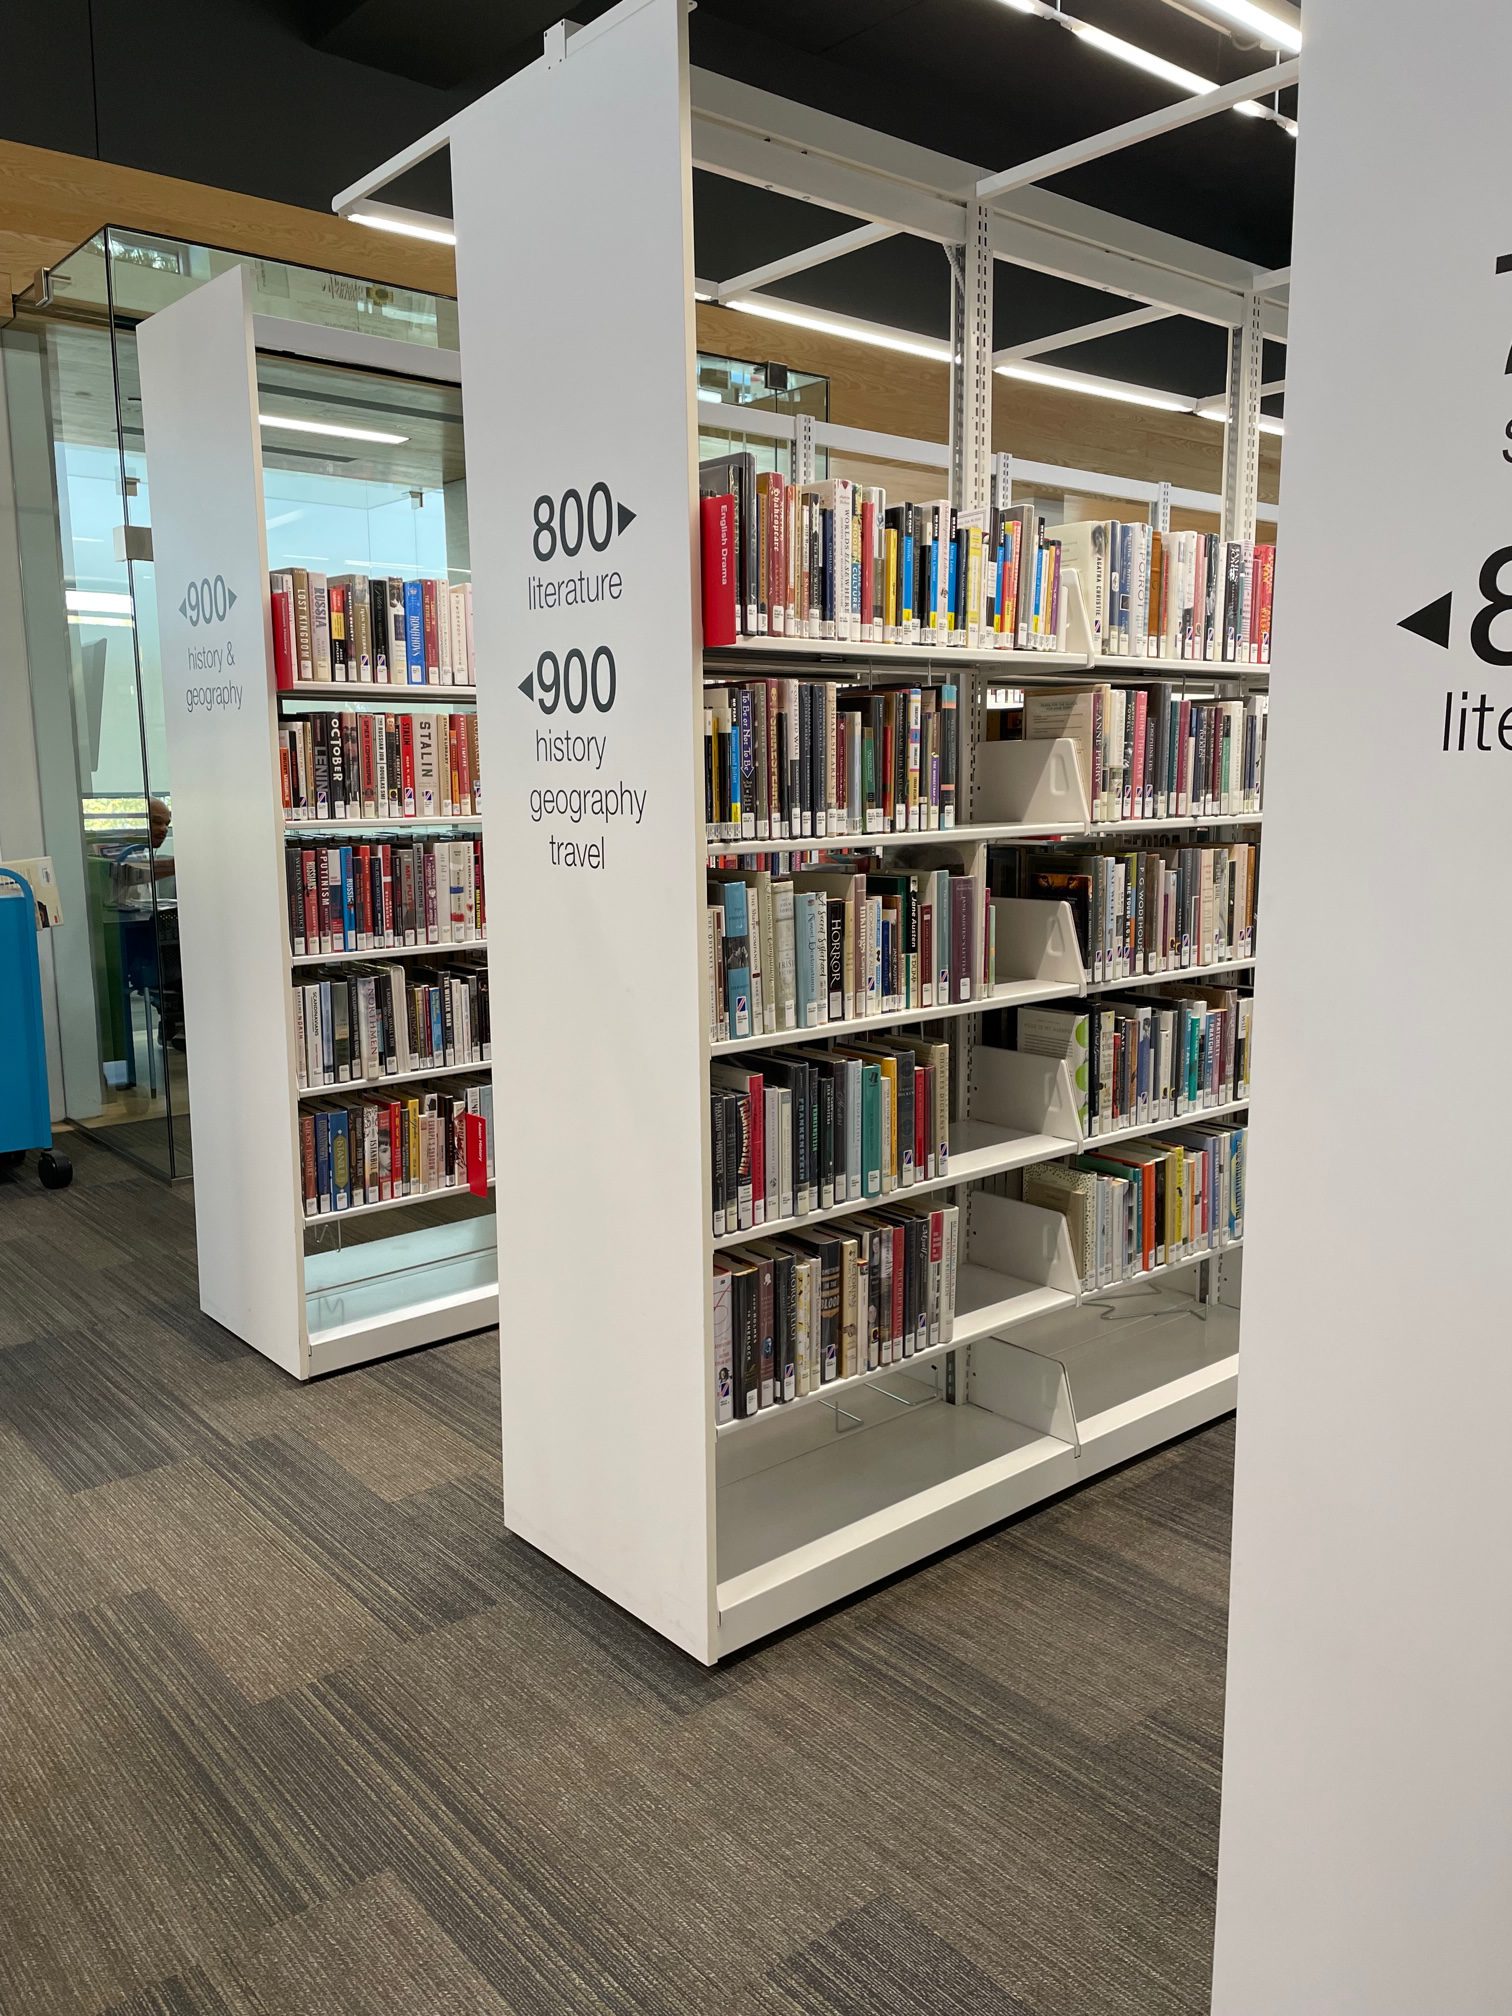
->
452;0;716;1661
1214;2;1512;2007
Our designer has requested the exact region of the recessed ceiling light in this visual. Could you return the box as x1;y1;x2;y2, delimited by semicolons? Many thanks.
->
348;209;456;247
998;362;1195;414
259;414;409;445
725;296;953;363
1188;1;1302;55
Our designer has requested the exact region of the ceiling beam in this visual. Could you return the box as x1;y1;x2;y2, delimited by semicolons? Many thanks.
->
974;57;1301;204
714;222;895;302
690;70;1287;338
991;304;1174;366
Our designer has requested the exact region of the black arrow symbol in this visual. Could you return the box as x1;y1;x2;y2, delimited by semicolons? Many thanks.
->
1399;591;1453;649
178;595;188;619
616;501;637;536
227;586;237;610
518;670;535;702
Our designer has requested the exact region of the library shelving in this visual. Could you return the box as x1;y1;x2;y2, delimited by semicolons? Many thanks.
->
137;267;497;1378
347;0;1265;1660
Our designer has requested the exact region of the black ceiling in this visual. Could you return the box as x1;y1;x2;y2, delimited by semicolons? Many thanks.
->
5;0;1295;398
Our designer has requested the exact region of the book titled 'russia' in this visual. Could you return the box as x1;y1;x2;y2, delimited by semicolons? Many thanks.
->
700;493;738;646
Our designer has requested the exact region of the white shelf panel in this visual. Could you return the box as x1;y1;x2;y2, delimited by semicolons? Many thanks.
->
951;1265;1077;1351
279;683;478;706
1082;956;1256;992
305;1217;498;1375
290;938;487;968
711;977;1080;1058
703;637;1088;673
711;1118;1076;1255
1100;656;1268;679
715;1295;1239;1655
1090;810;1262;834
1085;1237;1242;1299
296;1057;490;1102
286;816;482;835
717;1395;1072;1653
302;1177;494;1229
1088;1095;1249;1147
706;818;1087;860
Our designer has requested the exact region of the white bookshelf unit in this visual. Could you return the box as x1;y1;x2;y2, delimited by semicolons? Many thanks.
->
348;0;1267;1660
137;266;497;1379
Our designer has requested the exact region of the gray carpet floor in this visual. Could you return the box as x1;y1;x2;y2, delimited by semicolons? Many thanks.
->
0;1130;1234;2015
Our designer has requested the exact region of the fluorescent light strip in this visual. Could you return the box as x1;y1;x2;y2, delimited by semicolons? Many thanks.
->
997;0;1295;130
348;209;456;246
1185;0;1302;55
259;413;409;445
66;589;134;615
725;295;953;364
997;361;1195;414
1197;404;1286;435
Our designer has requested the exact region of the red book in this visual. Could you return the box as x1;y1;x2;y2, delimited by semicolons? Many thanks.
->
354;844;373;944
1258;545;1275;663
378;843;393;946
271;583;296;689
359;715;376;816
422;579;441;681
278;743;292;814
453;714;472;813
915;1069;928;1183
398;715;416;816
465;1112;489;1196
301;850;319;953
700;493;737;646
890;1226;905;1360
860;496;875;640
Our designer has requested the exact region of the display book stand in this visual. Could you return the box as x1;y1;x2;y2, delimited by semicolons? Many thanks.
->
137;265;496;1379
360;0;1270;1661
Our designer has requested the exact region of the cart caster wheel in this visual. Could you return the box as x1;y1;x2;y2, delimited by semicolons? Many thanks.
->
0;1149;24;1173
37;1151;72;1190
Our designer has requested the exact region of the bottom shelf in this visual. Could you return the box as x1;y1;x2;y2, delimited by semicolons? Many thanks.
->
715;1284;1238;1655
305;1216;498;1374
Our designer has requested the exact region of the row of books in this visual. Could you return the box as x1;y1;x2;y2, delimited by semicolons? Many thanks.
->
707;867;992;1044
281;709;480;824
284;838;485;957
270;568;476;688
293;961;491;1091
1056;522;1275;665
1016;985;1252;1138
1014;842;1259;981
300;1080;495;1217
1023;685;1268;823
713;1198;960;1422
1024;1120;1245;1291
711;1033;949;1236
705;679;958;844
699;457;1072;652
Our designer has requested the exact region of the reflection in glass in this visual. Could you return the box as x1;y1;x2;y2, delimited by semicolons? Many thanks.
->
4;227;462;1178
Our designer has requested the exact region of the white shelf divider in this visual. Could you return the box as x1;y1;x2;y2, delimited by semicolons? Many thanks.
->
975;735;1091;829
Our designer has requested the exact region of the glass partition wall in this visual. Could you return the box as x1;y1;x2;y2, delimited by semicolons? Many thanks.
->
3;229;462;1177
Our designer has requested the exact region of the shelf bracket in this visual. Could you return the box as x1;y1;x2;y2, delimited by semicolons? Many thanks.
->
794;410;817;485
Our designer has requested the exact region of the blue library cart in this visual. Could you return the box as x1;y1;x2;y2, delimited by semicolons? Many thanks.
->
0;867;71;1189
